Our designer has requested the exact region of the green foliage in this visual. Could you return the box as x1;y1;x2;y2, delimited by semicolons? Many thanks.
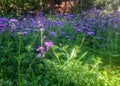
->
0;26;120;85
72;0;120;13
0;0;42;15
105;0;120;11
93;0;106;8
0;0;119;15
81;0;94;10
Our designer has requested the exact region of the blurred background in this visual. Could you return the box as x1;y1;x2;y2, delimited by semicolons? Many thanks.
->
0;0;120;15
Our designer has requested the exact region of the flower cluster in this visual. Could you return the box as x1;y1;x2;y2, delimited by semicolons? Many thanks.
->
0;9;120;59
36;41;53;58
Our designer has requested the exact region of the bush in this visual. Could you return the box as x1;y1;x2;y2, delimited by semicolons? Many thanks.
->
0;0;42;15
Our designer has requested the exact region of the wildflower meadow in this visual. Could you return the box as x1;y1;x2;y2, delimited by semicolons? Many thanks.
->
0;8;120;86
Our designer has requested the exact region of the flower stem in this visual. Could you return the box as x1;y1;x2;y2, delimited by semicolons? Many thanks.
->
18;61;21;86
40;28;44;46
18;33;21;86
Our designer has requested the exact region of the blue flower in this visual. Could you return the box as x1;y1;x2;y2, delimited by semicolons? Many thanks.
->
0;24;6;27
34;29;39;32
83;27;89;31
113;24;118;29
66;36;72;40
60;31;65;36
24;28;31;31
74;27;81;33
22;31;28;35
49;31;55;36
88;32;95;35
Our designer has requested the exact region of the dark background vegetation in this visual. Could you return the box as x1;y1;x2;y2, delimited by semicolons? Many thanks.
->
0;0;120;15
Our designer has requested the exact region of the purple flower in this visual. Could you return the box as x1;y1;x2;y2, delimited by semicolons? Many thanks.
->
49;31;55;36
37;21;44;28
60;31;65;36
66;36;72;40
82;27;89;31
113;24;118;29
29;18;35;23
88;32;95;35
0;24;6;27
64;14;73;20
20;22;26;29
22;31;28;35
34;29;39;32
36;46;46;52
82;11;87;15
76;28;81;32
57;21;62;27
74;27;81;33
37;53;42;58
9;23;17;31
44;41;53;48
0;18;8;22
9;19;18;24
75;23;81;27
9;19;18;31
22;17;26;21
43;36;47;39
0;27;3;32
84;18;88;21
24;28;31;31
55;13;61;18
